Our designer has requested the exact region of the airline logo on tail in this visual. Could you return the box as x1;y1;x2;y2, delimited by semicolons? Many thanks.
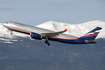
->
80;27;102;40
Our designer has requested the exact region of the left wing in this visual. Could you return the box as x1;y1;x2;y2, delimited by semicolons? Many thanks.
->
41;29;67;38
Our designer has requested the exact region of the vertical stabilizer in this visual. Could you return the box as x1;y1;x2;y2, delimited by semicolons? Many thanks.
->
80;27;102;40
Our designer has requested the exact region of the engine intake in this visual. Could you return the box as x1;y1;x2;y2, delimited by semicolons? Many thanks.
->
30;32;42;40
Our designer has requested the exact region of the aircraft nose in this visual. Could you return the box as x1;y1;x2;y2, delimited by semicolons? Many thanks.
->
2;22;9;27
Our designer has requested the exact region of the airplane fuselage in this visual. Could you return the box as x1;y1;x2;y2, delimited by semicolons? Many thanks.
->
3;22;101;45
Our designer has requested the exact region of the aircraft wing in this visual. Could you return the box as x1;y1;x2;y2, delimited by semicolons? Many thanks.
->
41;29;67;38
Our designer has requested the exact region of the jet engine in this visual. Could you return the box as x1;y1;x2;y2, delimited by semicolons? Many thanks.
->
30;32;42;40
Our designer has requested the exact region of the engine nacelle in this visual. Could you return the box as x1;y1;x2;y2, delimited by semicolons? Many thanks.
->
30;32;42;40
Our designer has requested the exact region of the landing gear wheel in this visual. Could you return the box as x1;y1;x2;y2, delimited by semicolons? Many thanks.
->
45;40;50;46
45;40;47;44
48;43;50;46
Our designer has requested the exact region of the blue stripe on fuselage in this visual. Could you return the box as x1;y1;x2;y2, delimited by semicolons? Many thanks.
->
49;37;86;44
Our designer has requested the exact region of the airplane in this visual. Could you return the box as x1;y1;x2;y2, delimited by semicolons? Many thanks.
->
3;22;102;46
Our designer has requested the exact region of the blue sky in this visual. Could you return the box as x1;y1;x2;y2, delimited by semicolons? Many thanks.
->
0;0;105;25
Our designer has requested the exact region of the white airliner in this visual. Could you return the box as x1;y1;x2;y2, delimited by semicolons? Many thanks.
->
3;22;102;46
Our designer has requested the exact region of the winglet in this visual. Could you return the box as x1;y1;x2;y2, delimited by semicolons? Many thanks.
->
63;29;68;32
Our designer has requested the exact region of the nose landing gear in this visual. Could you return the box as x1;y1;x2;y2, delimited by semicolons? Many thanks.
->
11;31;13;35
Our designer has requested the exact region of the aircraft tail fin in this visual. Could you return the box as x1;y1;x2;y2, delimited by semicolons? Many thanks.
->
80;27;102;40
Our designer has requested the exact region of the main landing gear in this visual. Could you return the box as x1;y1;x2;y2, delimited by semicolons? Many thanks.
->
45;40;50;46
45;37;50;46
